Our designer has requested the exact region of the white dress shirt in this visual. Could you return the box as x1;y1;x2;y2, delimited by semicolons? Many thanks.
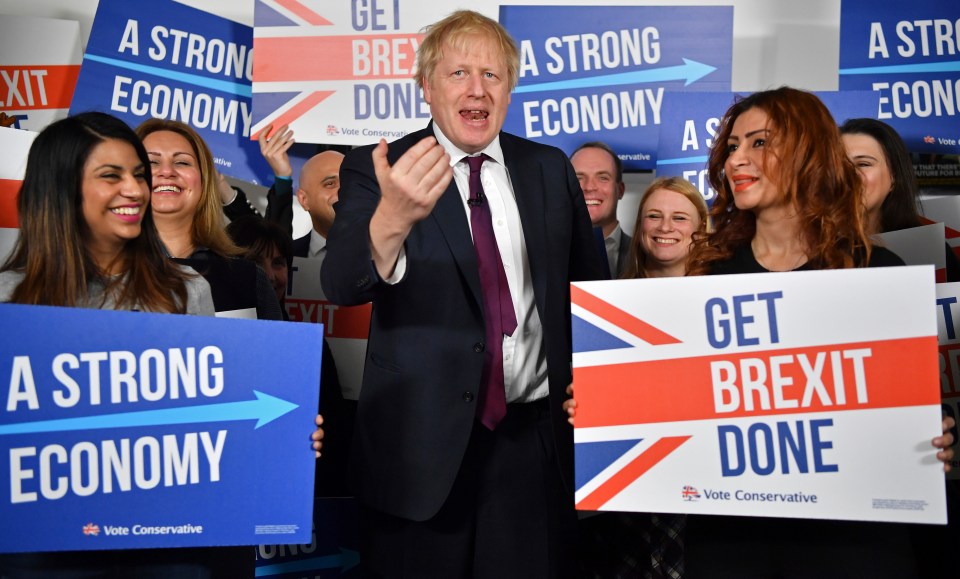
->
605;224;623;277
434;127;548;403
308;229;327;258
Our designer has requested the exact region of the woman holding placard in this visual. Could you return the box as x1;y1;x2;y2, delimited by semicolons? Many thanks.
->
0;112;212;312
575;176;709;577
841;116;959;579
682;87;954;578
0;112;325;577
0;111;224;576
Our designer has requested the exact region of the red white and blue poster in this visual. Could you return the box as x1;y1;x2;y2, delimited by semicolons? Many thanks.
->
839;0;960;156
500;5;732;171
0;128;35;265
0;15;83;132
656;91;882;204
0;305;322;552
68;0;312;186
921;196;960;261
876;223;948;282
251;0;495;145
286;257;370;401
935;282;960;478
920;195;960;257
571;267;946;523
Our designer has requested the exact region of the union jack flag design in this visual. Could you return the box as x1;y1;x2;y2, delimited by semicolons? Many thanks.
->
252;0;436;145
571;284;692;511
681;486;701;501
251;1;494;144
570;269;946;524
82;523;100;536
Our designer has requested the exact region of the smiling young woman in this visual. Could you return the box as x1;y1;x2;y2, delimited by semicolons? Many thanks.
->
136;118;283;320
687;88;894;276
681;86;953;579
1;112;211;313
623;176;708;279
839;117;960;283
0;111;224;577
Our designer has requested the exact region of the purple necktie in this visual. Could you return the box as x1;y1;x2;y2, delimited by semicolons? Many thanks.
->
465;155;517;430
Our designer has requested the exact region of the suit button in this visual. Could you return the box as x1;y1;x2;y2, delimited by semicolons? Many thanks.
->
473;342;484;353
463;391;474;403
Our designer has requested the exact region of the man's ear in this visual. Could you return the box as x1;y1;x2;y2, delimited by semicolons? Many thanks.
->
422;80;433;105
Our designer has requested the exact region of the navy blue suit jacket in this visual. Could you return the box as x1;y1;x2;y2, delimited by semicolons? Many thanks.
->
321;125;604;521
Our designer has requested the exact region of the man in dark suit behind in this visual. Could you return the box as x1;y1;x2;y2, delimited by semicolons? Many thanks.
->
320;10;603;578
571;141;632;278
292;150;344;258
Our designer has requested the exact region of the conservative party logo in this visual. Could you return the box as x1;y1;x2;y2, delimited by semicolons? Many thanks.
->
681;485;701;501
82;523;100;536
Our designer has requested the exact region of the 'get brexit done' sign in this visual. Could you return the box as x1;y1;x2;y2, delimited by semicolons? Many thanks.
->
0;305;322;553
571;267;946;523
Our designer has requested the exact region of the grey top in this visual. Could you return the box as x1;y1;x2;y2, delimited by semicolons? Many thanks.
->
0;265;215;315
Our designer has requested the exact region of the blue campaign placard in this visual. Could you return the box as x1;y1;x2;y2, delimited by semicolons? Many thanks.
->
255;498;360;578
839;0;960;154
655;92;735;204
500;5;732;171
68;0;313;185
0;304;322;553
656;91;883;204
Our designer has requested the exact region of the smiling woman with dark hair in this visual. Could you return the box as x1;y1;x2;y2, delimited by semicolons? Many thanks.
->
840;117;922;235
1;112;211;314
1;113;325;578
840;117;960;282
0;111;222;577
136;118;283;321
682;86;954;578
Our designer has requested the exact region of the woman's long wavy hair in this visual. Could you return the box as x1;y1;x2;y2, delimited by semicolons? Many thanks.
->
687;87;871;275
2;112;190;311
622;176;709;279
135;118;239;257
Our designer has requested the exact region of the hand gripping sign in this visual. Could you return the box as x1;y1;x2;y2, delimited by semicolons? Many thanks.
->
572;266;946;524
935;282;960;477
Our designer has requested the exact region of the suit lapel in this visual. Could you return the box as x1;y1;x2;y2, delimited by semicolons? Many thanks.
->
431;171;485;311
501;134;548;311
392;124;483;309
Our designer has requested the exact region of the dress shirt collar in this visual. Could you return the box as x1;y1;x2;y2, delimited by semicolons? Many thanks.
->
431;123;505;168
606;224;622;245
309;229;327;258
